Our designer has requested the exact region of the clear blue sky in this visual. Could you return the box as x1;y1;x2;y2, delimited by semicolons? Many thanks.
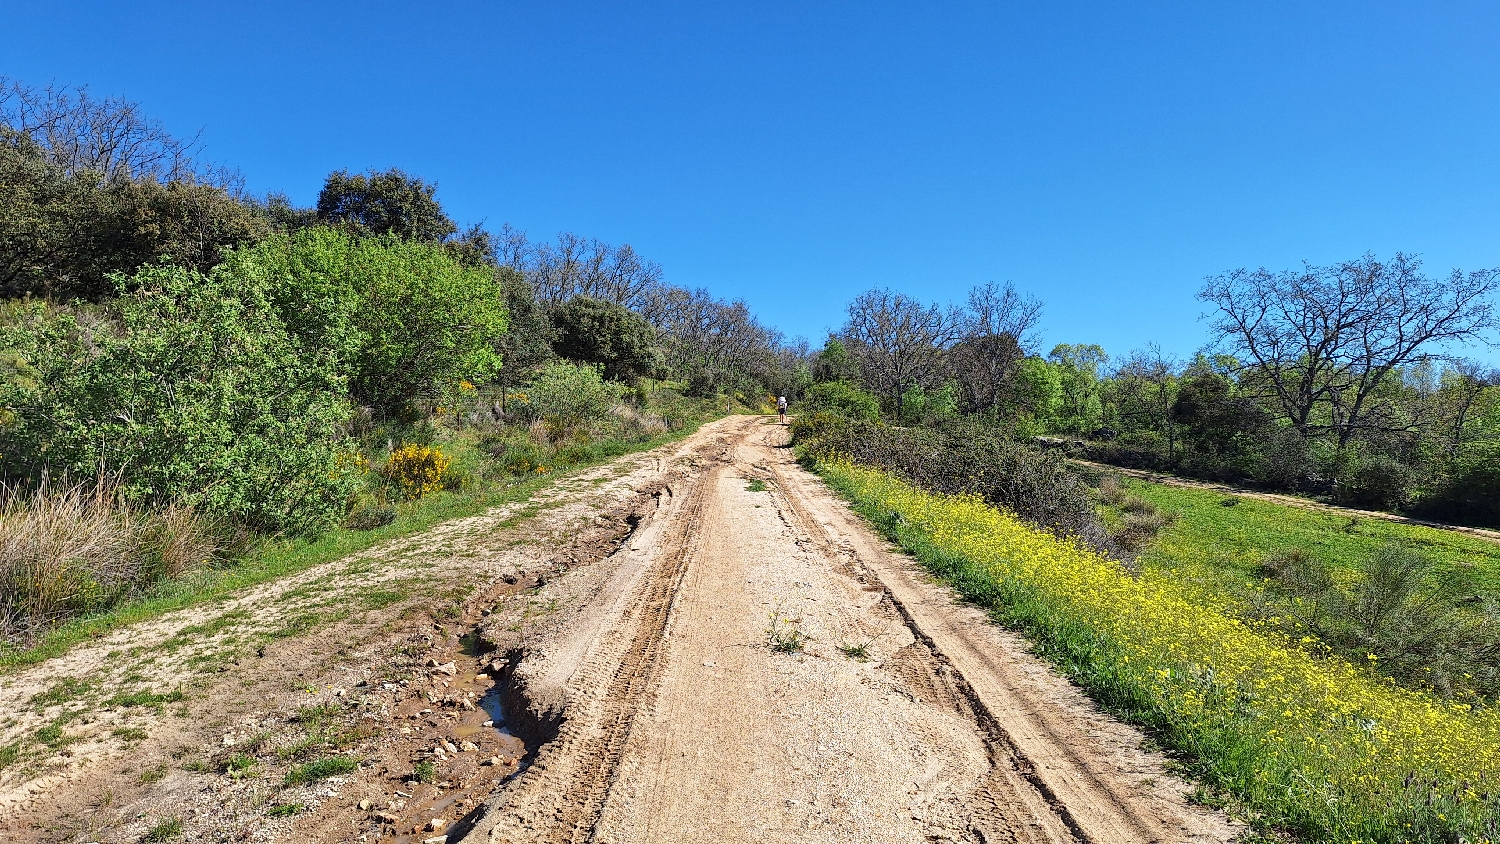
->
4;2;1499;363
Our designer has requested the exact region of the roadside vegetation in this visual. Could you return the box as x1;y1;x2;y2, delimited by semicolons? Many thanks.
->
0;77;802;655
810;458;1500;843
779;210;1500;837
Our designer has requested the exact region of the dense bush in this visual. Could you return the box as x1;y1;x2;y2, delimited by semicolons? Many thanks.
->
517;362;624;436
550;295;661;383
1255;542;1500;701
801;380;880;421
1412;440;1500;526
0;264;359;534
220;229;508;417
0;127;269;300
792;413;1119;557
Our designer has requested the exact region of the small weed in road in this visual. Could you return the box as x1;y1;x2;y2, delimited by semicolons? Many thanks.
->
142;817;182;841
746;479;768;492
108;688;184;708
411;760;436;783
837;643;868;659
837;631;882;661
113;726;149;742
29;677;98;708
283;755;357;785
139;764;167;784
223;753;258;779
766;610;806;653
266;802;303;817
0;742;19;771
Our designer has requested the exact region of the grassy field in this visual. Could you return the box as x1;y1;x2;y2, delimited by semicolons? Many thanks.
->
1117;478;1500;596
817;459;1500;844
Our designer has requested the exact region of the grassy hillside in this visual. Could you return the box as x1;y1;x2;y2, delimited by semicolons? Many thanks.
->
1119;479;1500;594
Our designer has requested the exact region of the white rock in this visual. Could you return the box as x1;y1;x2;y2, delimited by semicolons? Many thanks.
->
459;741;478;752
433;662;458;676
426;817;447;831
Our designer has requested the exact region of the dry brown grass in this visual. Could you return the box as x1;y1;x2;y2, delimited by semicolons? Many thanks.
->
0;481;219;640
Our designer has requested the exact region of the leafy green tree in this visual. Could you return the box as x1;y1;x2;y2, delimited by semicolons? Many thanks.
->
1048;344;1107;434
550;295;661;383
812;337;859;383
1012;358;1063;429
316;168;457;242
0;127;268;299
220;229;508;417
0;268;357;534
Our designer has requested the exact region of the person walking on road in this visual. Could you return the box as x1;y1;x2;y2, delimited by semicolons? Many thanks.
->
776;395;788;424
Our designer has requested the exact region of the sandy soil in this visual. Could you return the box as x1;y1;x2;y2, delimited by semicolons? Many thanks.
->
2;417;1242;844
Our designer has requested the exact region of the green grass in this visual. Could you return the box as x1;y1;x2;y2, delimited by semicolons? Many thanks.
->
745;478;768;492
0;418;713;673
142;817;182;841
266;802;303;817
1120;478;1500;596
283;755;358;785
0;742;18;771
29;677;98;708
107;688;184;708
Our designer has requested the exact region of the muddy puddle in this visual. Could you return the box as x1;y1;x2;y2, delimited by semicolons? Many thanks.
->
378;642;528;843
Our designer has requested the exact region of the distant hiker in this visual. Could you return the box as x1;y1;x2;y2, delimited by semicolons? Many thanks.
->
777;395;788;424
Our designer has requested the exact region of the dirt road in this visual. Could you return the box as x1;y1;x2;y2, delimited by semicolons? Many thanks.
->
2;417;1239;843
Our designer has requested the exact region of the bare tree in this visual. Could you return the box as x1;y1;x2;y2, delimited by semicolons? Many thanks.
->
526;232;664;311
841;289;962;413
0;77;238;189
949;282;1044;415
1199;253;1499;453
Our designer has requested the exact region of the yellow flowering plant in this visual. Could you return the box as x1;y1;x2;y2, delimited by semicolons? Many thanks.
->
382;444;451;500
819;460;1500;843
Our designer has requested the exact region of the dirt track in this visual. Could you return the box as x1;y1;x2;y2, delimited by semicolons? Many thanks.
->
1;417;1240;843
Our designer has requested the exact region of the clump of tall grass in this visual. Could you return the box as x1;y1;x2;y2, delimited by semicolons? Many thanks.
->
1097;473;1178;553
0;481;220;640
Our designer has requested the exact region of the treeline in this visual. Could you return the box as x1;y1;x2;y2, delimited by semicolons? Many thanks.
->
800;257;1500;526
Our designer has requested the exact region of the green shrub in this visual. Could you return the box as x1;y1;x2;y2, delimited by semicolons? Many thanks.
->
520;362;624;434
219;229;508;418
1414;440;1500;527
802;380;880;421
1338;452;1415;511
0;268;359;535
792;414;1118;557
550;296;662;383
493;439;547;475
346;503;396;530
